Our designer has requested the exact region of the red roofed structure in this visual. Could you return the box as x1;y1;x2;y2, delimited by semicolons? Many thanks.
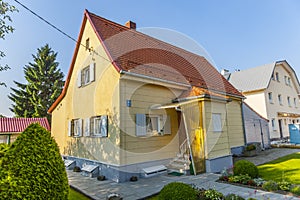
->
0;117;50;144
49;10;246;182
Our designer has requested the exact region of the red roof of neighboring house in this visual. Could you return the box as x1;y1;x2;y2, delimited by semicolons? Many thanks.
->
48;10;243;113
0;118;50;133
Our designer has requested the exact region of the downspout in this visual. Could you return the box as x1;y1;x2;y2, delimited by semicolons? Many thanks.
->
241;101;247;145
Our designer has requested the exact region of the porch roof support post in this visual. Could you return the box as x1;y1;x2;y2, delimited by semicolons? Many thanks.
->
182;111;197;176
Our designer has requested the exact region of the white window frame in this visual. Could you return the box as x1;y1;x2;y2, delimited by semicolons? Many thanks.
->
271;119;276;130
90;115;108;137
278;94;282;105
212;113;222;132
82;66;90;86
68;119;83;137
268;92;273;104
275;72;280;82
136;114;170;136
288;77;291;86
294;98;297;108
78;63;95;87
287;96;291;107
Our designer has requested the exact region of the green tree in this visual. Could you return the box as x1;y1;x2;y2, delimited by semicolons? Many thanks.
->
9;44;64;122
0;0;18;86
0;123;69;199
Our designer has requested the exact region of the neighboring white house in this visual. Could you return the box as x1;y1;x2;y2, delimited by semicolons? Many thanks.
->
226;60;300;140
242;103;270;149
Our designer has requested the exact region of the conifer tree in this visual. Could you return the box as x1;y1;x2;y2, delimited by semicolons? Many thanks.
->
9;44;64;122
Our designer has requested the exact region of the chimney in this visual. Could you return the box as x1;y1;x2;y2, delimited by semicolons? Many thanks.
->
221;69;231;80
125;21;136;30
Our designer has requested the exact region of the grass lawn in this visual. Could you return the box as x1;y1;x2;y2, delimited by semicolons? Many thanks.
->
258;152;300;184
69;187;91;200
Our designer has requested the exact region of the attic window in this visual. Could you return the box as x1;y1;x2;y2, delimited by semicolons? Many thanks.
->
77;63;95;87
275;72;280;82
86;38;90;51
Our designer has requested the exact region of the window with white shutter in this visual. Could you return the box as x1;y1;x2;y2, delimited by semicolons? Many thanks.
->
212;113;222;132
77;72;82;88
68;120;72;136
89;115;108;137
84;118;90;137
73;119;82;137
136;114;171;136
136;114;146;136
90;63;95;82
100;115;108;137
163;115;171;135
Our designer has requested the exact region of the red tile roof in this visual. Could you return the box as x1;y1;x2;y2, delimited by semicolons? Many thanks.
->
48;10;243;113
0;118;50;133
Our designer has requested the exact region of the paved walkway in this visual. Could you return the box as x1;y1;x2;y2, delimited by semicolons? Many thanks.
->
68;148;300;200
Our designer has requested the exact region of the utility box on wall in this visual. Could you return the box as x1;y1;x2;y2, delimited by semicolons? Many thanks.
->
289;124;300;144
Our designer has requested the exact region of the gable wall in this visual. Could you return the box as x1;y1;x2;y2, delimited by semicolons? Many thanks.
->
265;63;300;139
51;19;121;165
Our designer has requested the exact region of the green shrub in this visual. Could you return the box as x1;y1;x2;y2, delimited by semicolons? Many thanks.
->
262;180;278;191
233;160;258;178
228;174;252;185
225;193;245;200
291;185;300;195
253;178;265;187
203;189;224;200
278;181;291;191
0;123;69;199
158;182;197;200
0;143;9;158
245;144;256;151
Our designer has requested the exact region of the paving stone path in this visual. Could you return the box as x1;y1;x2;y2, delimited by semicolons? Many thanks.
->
68;148;300;200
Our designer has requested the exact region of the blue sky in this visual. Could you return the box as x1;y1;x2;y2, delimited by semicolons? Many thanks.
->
1;0;300;117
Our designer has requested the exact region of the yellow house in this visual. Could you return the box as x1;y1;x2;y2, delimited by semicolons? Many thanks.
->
48;10;245;182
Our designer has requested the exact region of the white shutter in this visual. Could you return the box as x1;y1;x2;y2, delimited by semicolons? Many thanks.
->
77;71;82;87
101;115;108;137
90;63;95;82
163;115;171;135
212;113;222;132
136;114;146;136
84;118;90;136
68;120;72;136
78;119;83;136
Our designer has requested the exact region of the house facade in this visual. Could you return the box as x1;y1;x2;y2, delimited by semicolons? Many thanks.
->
0;117;50;144
242;103;270;149
49;10;245;182
228;61;300;140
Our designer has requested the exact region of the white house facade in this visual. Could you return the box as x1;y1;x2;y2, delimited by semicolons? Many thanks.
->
227;60;300;140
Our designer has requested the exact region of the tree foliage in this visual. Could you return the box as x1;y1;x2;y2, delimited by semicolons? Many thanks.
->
0;123;69;199
0;0;18;86
9;44;64;122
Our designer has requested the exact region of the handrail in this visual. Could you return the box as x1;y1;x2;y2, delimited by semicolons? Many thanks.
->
179;138;188;155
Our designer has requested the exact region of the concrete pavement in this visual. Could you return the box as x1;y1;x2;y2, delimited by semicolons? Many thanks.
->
68;148;300;200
